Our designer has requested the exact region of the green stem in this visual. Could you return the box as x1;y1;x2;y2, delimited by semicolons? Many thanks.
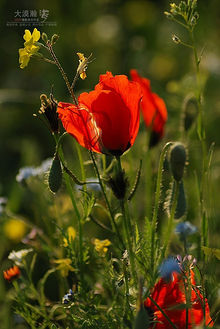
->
116;157;137;285
189;30;209;255
123;260;133;322
120;199;137;286
151;142;172;275
89;150;125;249
145;149;152;219
74;141;87;195
53;134;83;277
171;16;189;30
47;41;78;105
161;180;180;261
71;71;80;90
102;154;107;171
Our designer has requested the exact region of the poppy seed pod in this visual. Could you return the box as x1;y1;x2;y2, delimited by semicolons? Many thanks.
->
182;95;198;131
169;143;186;181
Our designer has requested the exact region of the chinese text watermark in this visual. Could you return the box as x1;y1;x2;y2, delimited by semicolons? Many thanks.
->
7;9;57;27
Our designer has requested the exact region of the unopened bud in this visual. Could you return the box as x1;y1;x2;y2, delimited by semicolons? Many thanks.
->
106;169;129;200
40;94;48;107
51;34;59;45
164;11;173;19
183;95;198;131
194;12;199;20
39;93;59;133
172;34;181;44
190;16;197;26
191;0;197;10
165;180;186;219
42;32;48;43
48;154;62;193
174;181;186;219
170;3;178;15
169;143;186;181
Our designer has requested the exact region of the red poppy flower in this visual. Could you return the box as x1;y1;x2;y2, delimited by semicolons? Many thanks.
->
3;265;20;282
144;271;213;329
130;69;167;145
58;72;142;156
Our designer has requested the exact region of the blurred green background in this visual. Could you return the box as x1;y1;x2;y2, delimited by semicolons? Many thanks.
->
0;0;219;200
0;0;220;327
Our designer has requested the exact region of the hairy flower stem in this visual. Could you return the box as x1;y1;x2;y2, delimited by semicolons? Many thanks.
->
123;261;133;321
116;157;137;285
54;134;84;280
151;142;172;276
189;29;208;256
120;199;137;286
161;180;180;261
89;150;125;250
74;140;87;197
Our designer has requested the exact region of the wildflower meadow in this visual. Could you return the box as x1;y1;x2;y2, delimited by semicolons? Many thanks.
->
0;0;220;328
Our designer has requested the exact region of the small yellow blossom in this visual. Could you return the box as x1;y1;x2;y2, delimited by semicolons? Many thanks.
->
93;238;111;256
53;258;74;277
19;28;41;69
63;226;76;247
76;52;93;80
4;219;27;242
170;3;177;9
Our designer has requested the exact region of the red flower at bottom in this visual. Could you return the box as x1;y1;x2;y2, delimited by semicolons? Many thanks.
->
144;271;213;329
3;265;20;282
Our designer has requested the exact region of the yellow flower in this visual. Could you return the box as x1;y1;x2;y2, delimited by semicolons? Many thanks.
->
76;52;93;80
93;238;111;256
53;258;74;277
63;226;76;247
170;3;176;8
4;219;27;242
19;28;41;69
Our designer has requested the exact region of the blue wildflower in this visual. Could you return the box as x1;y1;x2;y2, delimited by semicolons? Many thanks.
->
62;289;74;304
159;257;181;281
75;177;101;192
175;221;197;239
36;158;53;174
16;167;37;184
16;158;53;184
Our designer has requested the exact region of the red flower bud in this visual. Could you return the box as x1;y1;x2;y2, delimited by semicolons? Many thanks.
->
130;69;167;144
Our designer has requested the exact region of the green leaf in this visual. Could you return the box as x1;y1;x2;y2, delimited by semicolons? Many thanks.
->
50;325;58;329
202;246;220;260
38;268;56;301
